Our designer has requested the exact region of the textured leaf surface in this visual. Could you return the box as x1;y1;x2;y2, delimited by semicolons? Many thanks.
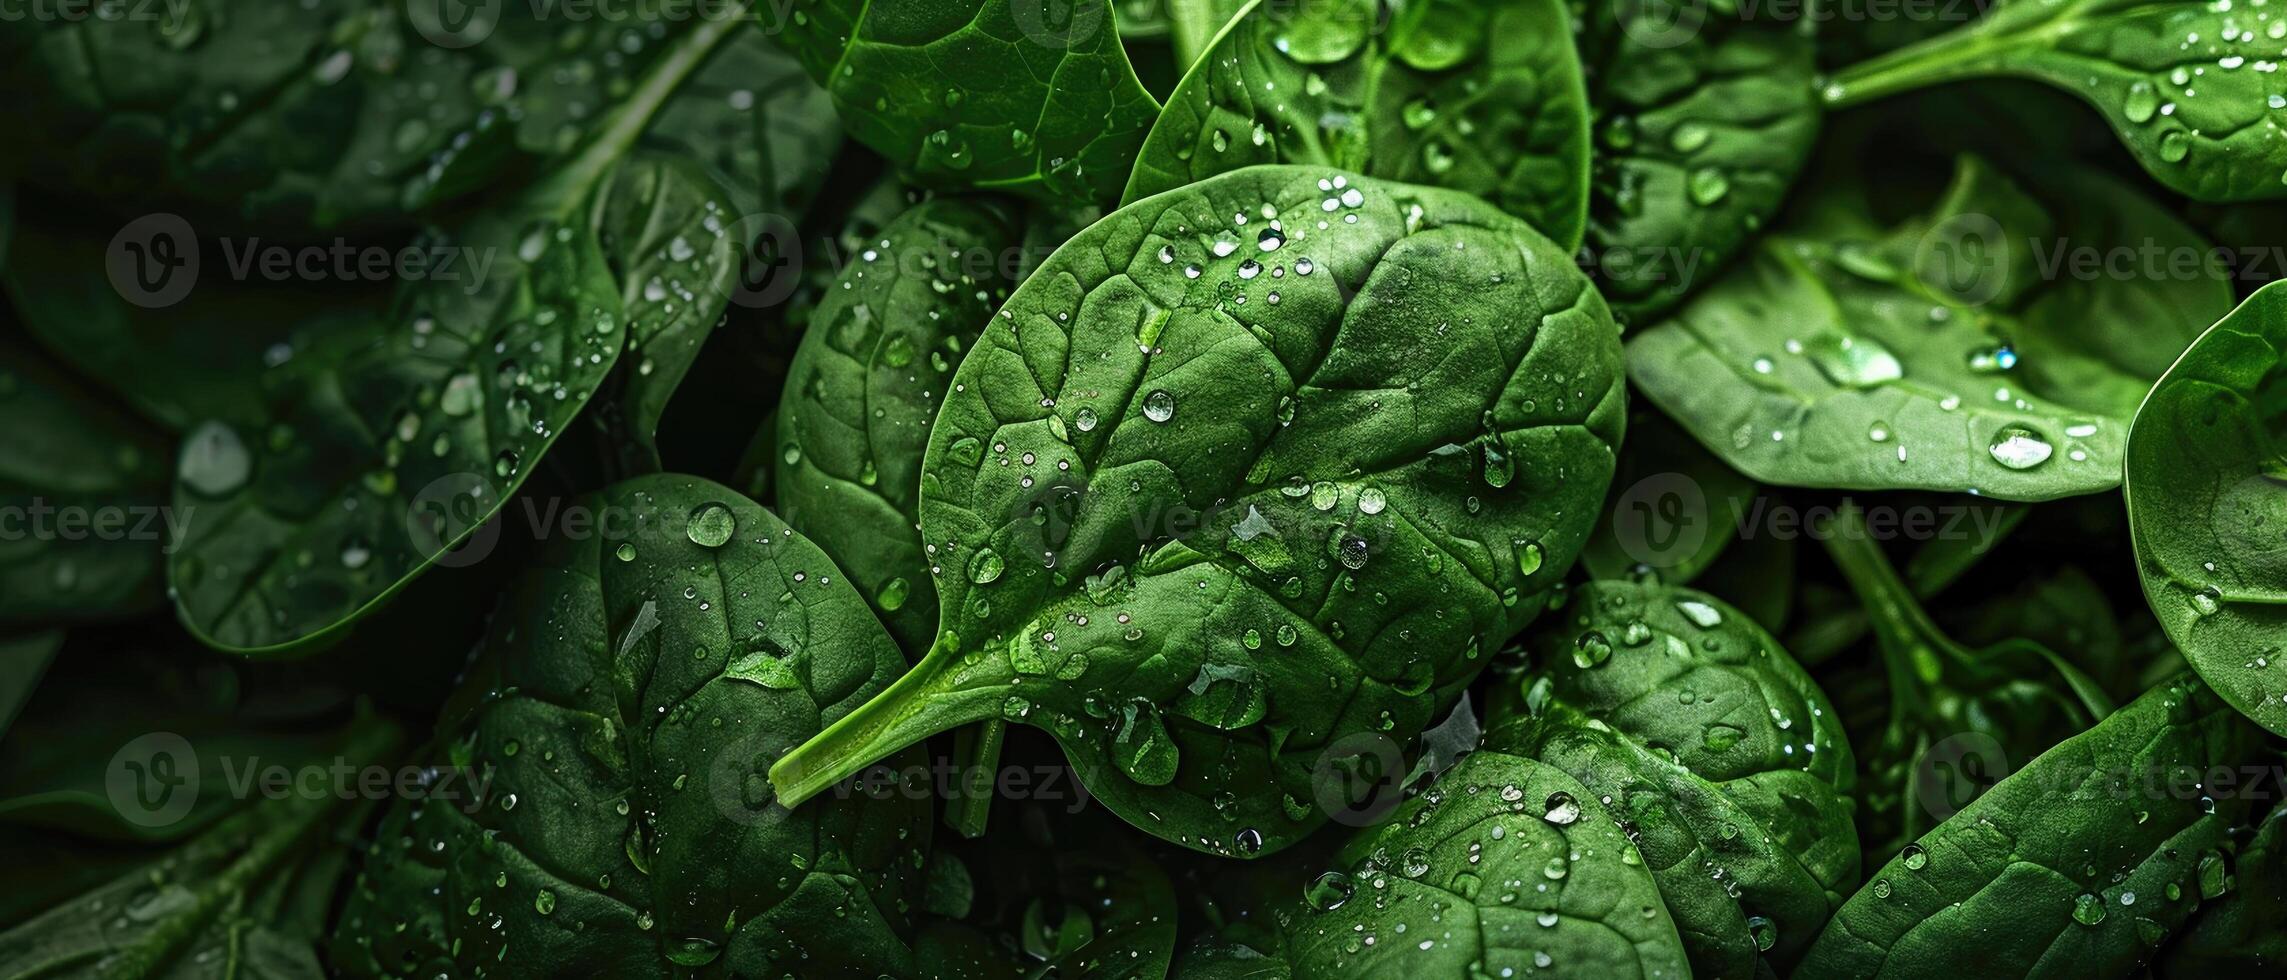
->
1801;675;2261;977
0;337;170;625
1579;2;1821;320
1505;580;1858;976
771;165;1625;857
1275;747;1690;977
166;21;747;653
1125;0;1591;248
0;1;692;231
2127;278;2287;736
1826;0;2287;203
333;476;930;977
769;0;1161;206
1631;157;2227;501
776;197;1023;649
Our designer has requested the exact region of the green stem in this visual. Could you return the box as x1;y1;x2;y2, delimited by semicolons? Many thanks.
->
1822;11;2074;110
1169;0;1251;75
946;720;1008;838
771;639;1008;808
108;714;403;977
525;4;750;216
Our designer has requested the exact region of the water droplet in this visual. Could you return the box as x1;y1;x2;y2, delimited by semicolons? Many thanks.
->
1987;425;2054;470
1542;792;1581;825
179;421;251;496
1306;871;1354;911
1901;842;1929;871
968;548;1006;585
686;503;735;548
1143;390;1176;423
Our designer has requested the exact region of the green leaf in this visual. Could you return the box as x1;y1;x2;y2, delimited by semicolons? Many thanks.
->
637;28;841;218
586;155;743;466
1824;0;2287;203
2127;277;2287;737
331;475;932;977
166;17;750;654
1277;746;1691;976
1819;500;2111;864
0;714;399;979
1630;155;2230;501
1579;0;1822;320
2159;806;2287;974
1801;674;2263;977
0;336;171;624
0;2;703;232
1124;0;1591;249
766;0;1162;206
776;197;1025;650
1503;580;1857;976
0;647;365;844
769;165;1626;857
0;630;62;742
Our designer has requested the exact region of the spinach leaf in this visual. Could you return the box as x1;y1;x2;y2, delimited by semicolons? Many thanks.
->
1124;0;1592;249
0;2;696;232
637;29;841;219
2159;806;2287;974
332;475;932;977
771;196;1026;838
586;155;744;467
2127;277;2287;737
1820;501;2116;869
166;18;749;654
0;714;400;979
1630;155;2228;501
0;644;369;844
770;165;1626;857
1503;580;1858;976
776;197;1025;650
1578;0;1822;320
1;207;386;432
1801;673;2263;977
0;631;61;742
1823;0;2287;203
1261;739;1692;976
766;0;1162;207
0;335;171;624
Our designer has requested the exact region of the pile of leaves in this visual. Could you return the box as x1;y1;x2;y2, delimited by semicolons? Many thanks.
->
2;0;2285;976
